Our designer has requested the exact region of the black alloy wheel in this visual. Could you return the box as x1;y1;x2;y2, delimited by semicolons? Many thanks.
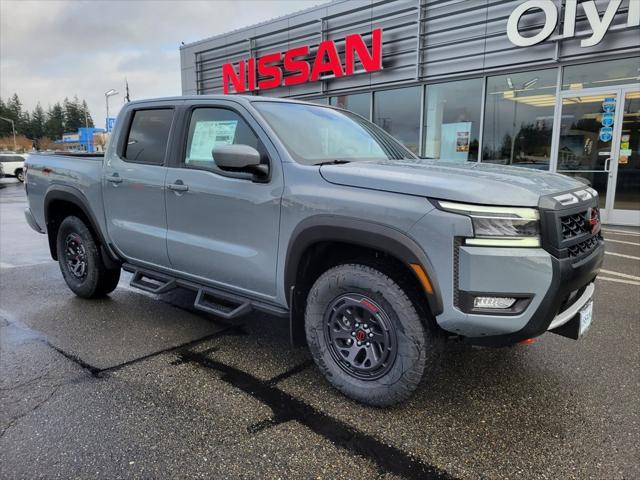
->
324;294;397;381
64;233;88;280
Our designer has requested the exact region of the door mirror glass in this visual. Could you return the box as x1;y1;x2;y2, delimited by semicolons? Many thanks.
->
213;144;266;174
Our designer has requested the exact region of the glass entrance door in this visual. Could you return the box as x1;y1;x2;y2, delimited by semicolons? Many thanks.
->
554;86;640;226
610;88;640;225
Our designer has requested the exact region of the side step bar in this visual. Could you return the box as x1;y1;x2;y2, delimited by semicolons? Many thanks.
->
130;270;177;294
123;263;288;320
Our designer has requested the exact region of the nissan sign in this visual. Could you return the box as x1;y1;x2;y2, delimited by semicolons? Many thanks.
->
222;29;383;94
507;0;639;48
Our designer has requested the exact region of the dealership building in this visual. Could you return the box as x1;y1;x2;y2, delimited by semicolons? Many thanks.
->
180;0;640;225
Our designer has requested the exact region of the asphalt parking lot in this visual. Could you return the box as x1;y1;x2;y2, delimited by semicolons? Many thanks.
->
1;179;639;479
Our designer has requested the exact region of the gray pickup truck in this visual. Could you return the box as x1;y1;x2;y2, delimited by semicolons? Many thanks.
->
25;96;604;406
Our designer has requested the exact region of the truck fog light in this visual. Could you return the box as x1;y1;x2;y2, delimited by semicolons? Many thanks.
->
473;296;517;309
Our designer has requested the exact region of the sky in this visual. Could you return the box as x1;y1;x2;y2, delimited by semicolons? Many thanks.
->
0;0;326;130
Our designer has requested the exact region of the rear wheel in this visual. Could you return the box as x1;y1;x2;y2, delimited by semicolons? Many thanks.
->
56;216;120;298
305;263;439;406
15;169;24;182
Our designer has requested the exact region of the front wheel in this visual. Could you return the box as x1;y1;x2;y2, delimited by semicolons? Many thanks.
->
15;169;24;182
305;263;439;406
56;216;120;298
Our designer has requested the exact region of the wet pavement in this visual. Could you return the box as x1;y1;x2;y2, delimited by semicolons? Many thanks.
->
1;179;639;479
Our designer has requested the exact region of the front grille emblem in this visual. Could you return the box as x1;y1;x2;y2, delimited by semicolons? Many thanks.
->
587;207;600;234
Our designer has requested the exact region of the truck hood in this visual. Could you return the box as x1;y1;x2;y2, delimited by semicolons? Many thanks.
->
319;159;584;207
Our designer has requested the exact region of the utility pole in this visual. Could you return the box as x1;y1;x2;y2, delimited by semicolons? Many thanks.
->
0;116;17;151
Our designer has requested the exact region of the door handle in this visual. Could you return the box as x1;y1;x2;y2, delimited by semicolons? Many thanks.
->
106;174;123;184
168;182;189;192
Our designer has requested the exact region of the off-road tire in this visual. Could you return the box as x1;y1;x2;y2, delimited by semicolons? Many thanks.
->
305;263;440;406
56;216;120;298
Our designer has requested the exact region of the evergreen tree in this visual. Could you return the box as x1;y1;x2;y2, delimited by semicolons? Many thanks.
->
31;103;46;140
81;99;94;128
5;93;24;134
0;97;12;137
21;111;33;140
45;103;65;140
63;97;82;132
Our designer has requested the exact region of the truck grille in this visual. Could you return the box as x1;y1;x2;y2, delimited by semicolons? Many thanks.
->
568;235;600;257
561;212;590;239
540;198;602;260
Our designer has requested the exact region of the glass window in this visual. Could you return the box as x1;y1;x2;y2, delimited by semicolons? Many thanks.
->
373;87;421;154
423;79;483;162
253;101;414;165
482;69;557;169
563;58;640;90
557;92;616;172
0;155;25;163
330;93;371;119
614;90;640;211
124;109;173;164
185;108;265;169
306;97;329;105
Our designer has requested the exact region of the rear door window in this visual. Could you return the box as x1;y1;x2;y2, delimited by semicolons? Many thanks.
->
124;109;173;165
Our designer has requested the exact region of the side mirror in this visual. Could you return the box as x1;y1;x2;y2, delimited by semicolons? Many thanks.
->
212;144;267;177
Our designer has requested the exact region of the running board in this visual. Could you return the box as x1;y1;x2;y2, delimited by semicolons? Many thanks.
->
130;270;177;294
123;263;287;320
194;289;252;319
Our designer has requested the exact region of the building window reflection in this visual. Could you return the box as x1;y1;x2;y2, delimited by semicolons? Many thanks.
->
423;78;483;162
563;57;640;90
330;93;371;119
482;69;557;169
373;86;421;154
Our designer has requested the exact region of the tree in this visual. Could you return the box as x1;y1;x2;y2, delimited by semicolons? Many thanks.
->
81;99;94;128
0;97;11;138
45;103;65;140
30;103;46;147
63;96;83;132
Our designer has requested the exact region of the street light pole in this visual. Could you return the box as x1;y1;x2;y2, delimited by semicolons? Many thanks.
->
0;116;17;151
104;89;118;133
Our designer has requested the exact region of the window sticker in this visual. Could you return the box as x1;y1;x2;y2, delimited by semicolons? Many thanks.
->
189;120;238;162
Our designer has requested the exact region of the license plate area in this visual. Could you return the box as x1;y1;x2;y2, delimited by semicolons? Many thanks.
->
549;299;594;340
578;300;593;337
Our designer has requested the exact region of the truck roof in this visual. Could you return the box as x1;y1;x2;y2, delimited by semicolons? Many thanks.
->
125;95;315;108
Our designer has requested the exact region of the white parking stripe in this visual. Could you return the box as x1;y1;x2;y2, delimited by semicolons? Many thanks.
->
605;238;640;246
597;276;640;286
600;269;640;281
606;251;640;261
603;229;640;236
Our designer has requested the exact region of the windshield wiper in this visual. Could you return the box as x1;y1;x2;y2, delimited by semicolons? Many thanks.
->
313;159;352;166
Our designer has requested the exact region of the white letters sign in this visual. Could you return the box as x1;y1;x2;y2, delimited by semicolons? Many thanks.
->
507;0;639;48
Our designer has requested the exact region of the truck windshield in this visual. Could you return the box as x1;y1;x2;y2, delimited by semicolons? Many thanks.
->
253;101;416;165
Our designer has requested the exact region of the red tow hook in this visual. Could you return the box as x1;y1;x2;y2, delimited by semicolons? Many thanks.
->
518;338;536;345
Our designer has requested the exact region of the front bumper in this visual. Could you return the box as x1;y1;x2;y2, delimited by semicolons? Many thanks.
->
466;239;603;347
547;282;594;331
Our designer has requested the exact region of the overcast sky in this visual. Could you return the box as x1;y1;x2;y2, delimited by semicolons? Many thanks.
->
0;0;326;129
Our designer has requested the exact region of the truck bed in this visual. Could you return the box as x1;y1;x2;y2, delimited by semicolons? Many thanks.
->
25;152;107;236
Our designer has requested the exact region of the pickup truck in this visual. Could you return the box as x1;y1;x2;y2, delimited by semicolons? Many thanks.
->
24;96;604;406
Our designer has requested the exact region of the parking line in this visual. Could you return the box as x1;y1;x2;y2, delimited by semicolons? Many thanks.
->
603;229;640;237
604;238;640;246
597;276;640;286
606;251;640;261
600;269;640;281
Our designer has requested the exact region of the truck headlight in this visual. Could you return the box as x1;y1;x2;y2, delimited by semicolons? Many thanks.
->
438;201;540;247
